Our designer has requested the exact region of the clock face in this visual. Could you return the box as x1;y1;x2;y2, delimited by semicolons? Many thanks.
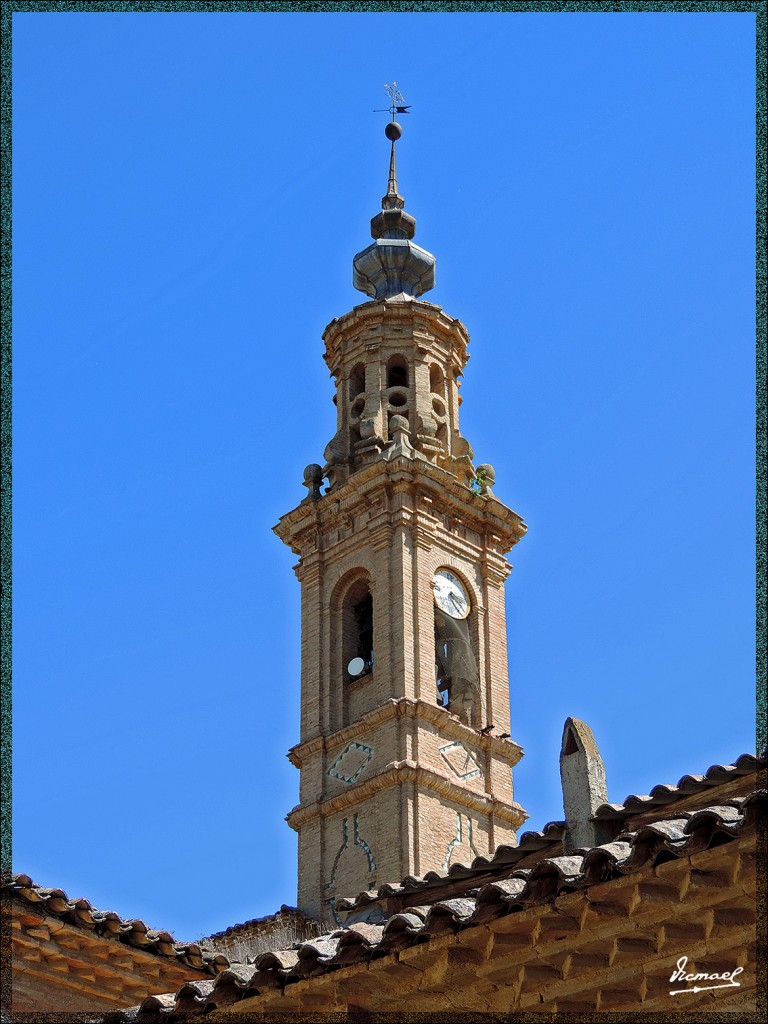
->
433;569;470;619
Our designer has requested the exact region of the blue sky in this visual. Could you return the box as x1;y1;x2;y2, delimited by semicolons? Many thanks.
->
12;8;757;941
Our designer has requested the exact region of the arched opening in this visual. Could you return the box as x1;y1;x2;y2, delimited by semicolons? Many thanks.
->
433;571;479;727
342;578;373;678
330;574;377;730
329;572;375;733
429;362;444;393
349;394;365;452
349;364;366;400
387;355;409;389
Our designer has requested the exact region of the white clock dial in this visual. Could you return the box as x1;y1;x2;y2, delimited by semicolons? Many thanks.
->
433;569;470;619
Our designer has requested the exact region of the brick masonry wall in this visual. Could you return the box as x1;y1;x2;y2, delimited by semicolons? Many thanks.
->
278;300;528;921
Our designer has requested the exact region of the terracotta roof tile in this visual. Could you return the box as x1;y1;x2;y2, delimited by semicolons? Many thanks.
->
21;751;765;1021
198;965;265;1010
204;904;310;941
3;872;226;976
297;933;340;960
137;992;176;1014
578;841;634;885
214;963;260;987
290;933;342;978
422;897;477;935
97;784;765;1019
337;920;385;947
254;947;300;973
378;911;428;946
330;923;386;966
593;751;766;819
740;788;766;827
173;979;216;1012
514;819;568;846
336;821;568;913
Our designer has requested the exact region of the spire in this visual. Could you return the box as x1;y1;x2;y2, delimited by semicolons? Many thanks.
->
352;86;436;301
384;134;403;210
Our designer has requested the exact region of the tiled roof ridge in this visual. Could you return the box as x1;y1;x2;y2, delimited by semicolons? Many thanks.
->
3;872;229;975
335;750;765;916
336;818;568;913
593;749;766;819
204;904;316;941
98;787;766;1020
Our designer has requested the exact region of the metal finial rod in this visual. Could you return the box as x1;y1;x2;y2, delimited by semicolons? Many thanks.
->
354;80;435;299
387;140;398;197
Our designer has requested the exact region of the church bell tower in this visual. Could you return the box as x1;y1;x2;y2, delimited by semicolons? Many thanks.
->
274;99;528;924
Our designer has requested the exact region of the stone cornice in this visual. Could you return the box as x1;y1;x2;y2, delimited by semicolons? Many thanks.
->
481;546;513;587
273;458;526;555
287;697;524;768
285;759;527;832
322;299;470;378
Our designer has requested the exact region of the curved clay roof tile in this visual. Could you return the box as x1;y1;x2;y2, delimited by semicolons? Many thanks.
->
254;948;300;973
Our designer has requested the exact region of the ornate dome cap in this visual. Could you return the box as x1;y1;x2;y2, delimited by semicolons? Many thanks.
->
353;87;436;301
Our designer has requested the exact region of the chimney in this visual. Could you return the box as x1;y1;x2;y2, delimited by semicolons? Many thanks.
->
559;717;612;853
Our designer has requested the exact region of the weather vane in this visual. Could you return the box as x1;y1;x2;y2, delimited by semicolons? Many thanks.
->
374;82;411;120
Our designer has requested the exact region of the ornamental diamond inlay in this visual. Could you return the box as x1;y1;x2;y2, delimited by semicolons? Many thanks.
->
327;742;374;784
439;741;482;781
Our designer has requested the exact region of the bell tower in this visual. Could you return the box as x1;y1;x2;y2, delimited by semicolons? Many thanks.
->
274;100;528;924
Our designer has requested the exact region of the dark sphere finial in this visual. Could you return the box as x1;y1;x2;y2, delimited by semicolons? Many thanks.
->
385;121;402;141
